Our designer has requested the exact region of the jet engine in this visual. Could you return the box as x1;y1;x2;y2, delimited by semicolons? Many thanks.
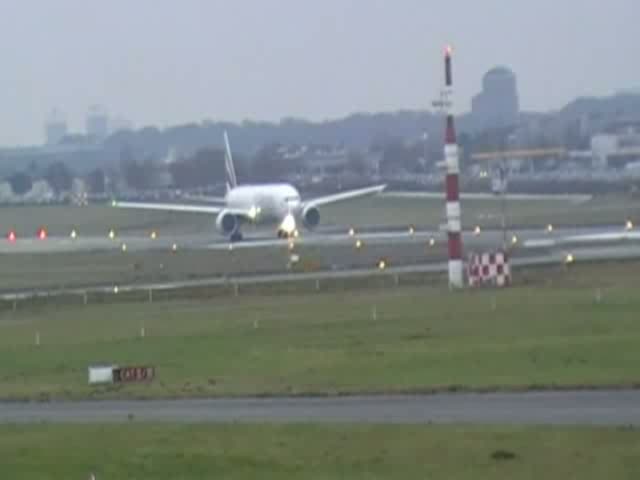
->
215;210;239;236
302;205;320;229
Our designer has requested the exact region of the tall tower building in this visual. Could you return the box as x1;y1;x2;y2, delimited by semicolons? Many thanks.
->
471;67;520;129
86;105;109;140
45;108;68;145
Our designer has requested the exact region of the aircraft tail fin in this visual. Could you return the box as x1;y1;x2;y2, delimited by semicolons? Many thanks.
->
223;130;238;192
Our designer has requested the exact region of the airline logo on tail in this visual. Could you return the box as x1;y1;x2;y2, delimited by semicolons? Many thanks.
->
224;131;238;192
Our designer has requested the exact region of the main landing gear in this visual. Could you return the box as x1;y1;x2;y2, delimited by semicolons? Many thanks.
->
277;229;298;239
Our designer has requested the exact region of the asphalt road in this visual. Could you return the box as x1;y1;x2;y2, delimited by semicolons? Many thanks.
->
1;390;639;425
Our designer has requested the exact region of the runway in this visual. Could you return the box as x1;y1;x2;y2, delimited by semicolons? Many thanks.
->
1;390;639;425
0;221;638;300
0;223;636;254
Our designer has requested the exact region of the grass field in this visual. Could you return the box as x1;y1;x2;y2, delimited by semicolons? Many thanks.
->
0;193;637;239
0;261;637;400
2;424;639;479
0;240;449;291
0;247;297;291
322;193;640;229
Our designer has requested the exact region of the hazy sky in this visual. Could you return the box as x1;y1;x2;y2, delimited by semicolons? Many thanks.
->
0;0;638;146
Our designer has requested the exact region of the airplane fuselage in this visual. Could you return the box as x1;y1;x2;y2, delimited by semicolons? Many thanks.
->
225;183;302;222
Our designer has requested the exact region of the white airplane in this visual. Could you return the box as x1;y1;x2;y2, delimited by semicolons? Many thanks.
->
112;132;386;241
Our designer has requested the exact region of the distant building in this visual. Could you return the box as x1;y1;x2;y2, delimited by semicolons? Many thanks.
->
617;87;640;96
110;116;134;134
471;67;520;130
86;105;109;141
0;179;55;205
45;109;68;145
592;124;640;170
302;148;350;176
146;148;176;189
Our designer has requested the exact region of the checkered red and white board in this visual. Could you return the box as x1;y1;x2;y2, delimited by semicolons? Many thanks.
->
467;251;511;287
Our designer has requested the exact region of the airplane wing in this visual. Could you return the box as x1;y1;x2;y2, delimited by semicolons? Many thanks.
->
111;201;252;218
302;184;386;209
180;193;226;204
112;201;223;214
524;230;640;248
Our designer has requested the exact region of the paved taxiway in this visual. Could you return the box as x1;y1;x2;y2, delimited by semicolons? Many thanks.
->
1;390;639;425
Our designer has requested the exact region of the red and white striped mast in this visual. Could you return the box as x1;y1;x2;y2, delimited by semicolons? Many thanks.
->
442;45;463;288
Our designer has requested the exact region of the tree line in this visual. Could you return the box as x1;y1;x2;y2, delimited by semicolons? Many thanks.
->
5;163;105;196
1;128;533;195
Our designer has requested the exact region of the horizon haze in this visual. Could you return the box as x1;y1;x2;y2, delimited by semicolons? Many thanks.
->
0;0;638;146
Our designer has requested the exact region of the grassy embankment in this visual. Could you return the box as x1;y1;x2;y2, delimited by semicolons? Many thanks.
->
1;424;639;479
0;261;637;400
